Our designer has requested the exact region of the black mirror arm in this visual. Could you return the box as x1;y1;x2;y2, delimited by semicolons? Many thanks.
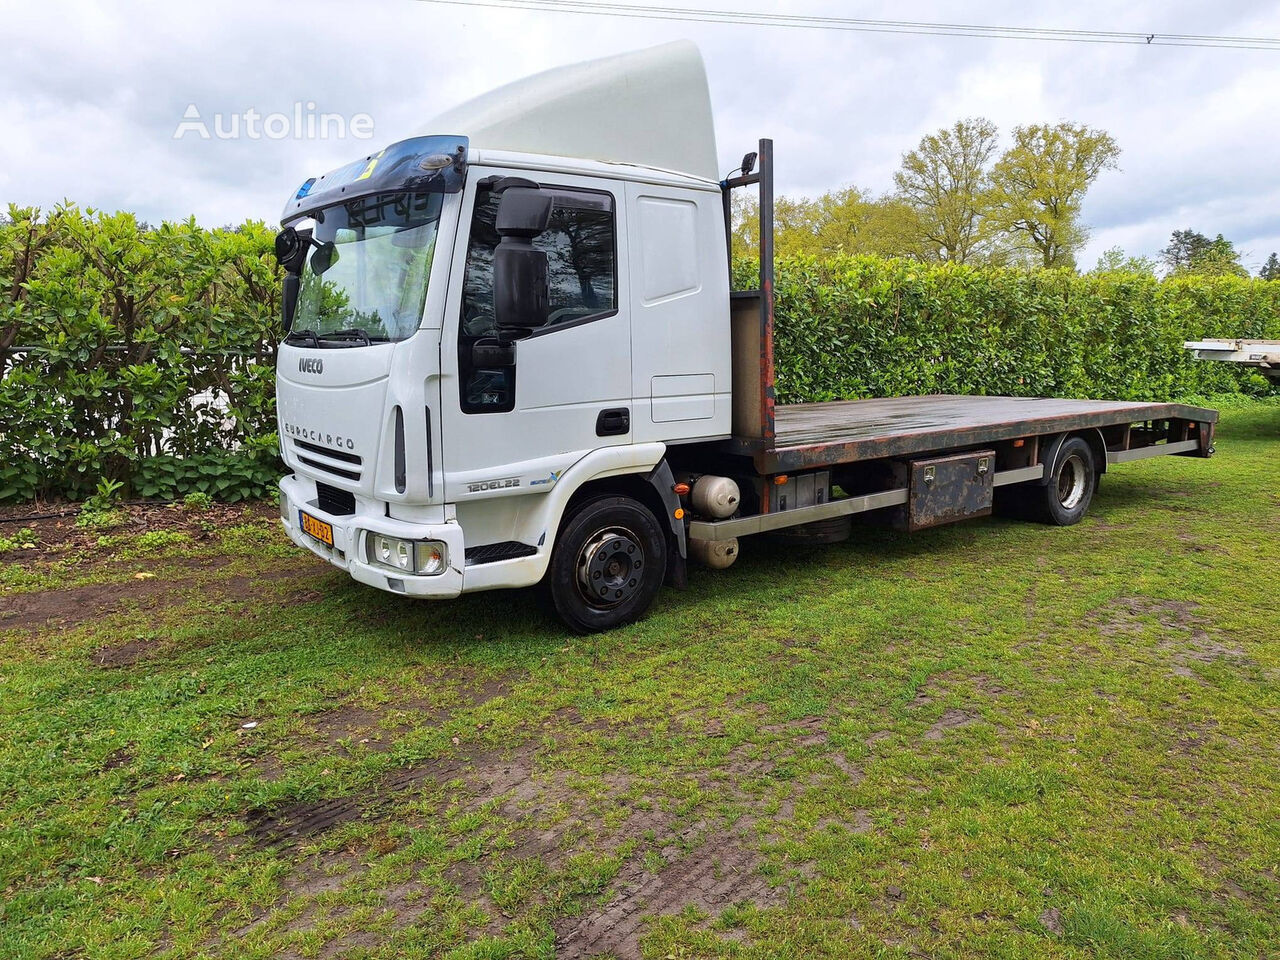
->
281;271;301;333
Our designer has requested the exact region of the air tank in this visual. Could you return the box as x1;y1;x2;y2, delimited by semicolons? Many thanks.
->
691;475;740;519
689;537;740;569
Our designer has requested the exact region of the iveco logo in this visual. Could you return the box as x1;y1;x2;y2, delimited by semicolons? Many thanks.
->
298;357;324;374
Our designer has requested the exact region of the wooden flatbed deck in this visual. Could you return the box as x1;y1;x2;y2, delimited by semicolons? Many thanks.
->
741;395;1218;473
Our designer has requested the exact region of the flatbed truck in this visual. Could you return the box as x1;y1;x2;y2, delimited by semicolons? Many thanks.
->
273;43;1217;632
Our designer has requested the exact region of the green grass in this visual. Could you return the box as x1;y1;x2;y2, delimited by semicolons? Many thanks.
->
1;404;1277;959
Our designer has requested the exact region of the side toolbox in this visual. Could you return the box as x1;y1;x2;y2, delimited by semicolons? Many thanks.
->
892;450;995;532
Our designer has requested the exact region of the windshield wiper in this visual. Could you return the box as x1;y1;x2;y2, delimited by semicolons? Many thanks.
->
317;328;379;345
285;328;320;347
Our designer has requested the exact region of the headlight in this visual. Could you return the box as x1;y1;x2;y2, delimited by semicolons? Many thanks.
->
365;534;448;576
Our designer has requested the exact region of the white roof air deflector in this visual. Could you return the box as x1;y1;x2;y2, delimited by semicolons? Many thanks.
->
424;41;719;182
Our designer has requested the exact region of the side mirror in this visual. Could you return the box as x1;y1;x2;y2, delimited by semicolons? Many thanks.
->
274;226;311;273
493;187;553;332
496;187;552;237
275;226;313;331
275;226;299;263
310;241;338;275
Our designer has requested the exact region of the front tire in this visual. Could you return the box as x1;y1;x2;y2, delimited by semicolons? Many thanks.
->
546;496;667;633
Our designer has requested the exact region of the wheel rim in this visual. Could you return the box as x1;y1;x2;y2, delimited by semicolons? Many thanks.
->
575;525;645;609
1057;453;1088;510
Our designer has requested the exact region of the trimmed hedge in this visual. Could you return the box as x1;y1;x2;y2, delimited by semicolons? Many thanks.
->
761;257;1280;404
2;207;1276;505
0;206;281;503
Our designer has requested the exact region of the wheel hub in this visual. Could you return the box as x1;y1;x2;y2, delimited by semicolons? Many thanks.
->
577;526;644;608
1057;453;1087;510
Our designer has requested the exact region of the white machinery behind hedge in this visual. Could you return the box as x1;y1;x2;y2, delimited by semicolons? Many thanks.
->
1184;339;1280;383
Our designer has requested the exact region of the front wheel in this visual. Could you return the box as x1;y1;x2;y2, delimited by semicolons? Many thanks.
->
546;496;667;633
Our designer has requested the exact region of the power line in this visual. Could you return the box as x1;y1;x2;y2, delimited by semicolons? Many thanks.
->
417;0;1280;51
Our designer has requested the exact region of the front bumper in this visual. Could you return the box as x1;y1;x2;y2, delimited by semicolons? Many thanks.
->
279;474;464;598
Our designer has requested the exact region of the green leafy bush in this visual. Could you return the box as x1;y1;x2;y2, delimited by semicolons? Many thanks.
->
131;530;191;552
755;257;1280;404
0;528;37;553
1;204;281;504
182;491;214;512
75;509;125;531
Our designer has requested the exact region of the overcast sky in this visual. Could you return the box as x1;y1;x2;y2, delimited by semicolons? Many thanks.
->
3;0;1279;270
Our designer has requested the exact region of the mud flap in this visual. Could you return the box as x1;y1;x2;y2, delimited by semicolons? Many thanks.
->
646;460;688;588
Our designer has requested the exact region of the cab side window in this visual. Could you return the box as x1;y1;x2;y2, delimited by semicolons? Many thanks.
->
540;190;617;324
458;183;617;413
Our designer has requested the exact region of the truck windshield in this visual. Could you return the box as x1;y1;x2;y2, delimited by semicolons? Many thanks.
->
293;191;442;343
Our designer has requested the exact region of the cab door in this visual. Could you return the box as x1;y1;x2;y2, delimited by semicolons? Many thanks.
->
439;170;633;505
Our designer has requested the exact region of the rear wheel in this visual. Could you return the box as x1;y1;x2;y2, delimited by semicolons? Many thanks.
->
546;496;667;633
1034;436;1097;525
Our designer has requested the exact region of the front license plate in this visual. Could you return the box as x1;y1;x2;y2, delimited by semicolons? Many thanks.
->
299;510;334;547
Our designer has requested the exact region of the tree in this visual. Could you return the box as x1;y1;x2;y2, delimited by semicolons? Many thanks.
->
893;118;1000;264
987;123;1121;268
1160;229;1213;273
732;189;930;261
1260;252;1280;280
1092;246;1157;276
803;188;878;256
1161;229;1247;277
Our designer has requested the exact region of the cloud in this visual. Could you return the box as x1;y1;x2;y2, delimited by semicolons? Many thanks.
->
3;0;1278;269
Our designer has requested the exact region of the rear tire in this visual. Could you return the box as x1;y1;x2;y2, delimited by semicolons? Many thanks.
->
546;496;667;633
1032;436;1097;526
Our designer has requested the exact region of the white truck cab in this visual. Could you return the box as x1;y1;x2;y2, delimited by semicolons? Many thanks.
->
276;42;1217;631
276;44;730;629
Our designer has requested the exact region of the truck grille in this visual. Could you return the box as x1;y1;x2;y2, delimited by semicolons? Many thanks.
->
293;438;362;483
465;541;538;566
316;482;356;516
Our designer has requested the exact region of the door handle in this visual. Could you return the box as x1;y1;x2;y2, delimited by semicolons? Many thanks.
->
596;407;630;437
